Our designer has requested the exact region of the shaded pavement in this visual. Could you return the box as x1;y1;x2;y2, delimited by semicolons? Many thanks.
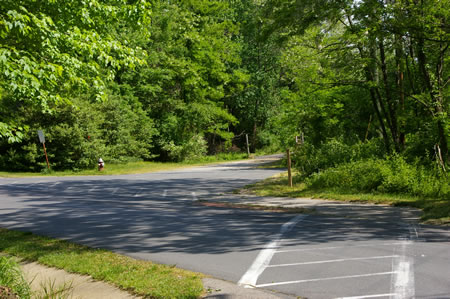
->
1;156;449;298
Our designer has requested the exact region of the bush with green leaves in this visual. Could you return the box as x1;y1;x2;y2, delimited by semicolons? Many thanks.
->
0;256;31;299
162;134;208;162
307;155;449;199
293;138;385;176
0;95;157;171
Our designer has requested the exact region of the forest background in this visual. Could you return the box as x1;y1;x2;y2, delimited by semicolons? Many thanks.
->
0;0;448;204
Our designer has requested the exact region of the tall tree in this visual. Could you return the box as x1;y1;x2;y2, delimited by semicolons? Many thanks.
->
0;0;150;142
227;0;283;151
115;0;242;160
262;0;449;162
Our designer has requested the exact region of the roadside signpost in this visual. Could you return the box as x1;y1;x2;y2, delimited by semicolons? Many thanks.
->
37;130;50;170
245;134;250;156
287;148;292;187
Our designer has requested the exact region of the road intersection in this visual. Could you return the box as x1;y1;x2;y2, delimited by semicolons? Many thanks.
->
0;157;449;298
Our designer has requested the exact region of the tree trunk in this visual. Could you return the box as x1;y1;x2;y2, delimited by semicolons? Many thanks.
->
395;35;406;149
417;37;449;162
379;40;400;151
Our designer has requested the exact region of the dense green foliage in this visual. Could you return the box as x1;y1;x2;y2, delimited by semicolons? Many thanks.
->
1;0;449;198
306;155;449;199
266;0;449;199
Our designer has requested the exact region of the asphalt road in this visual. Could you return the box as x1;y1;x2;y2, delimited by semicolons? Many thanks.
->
0;156;449;299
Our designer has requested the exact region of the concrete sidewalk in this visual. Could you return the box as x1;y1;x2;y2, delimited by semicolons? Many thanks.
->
19;261;289;299
21;262;137;299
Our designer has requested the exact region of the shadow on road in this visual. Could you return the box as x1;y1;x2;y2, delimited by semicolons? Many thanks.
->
1;176;449;261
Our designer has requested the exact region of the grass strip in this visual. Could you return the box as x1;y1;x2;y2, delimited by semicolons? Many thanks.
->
0;228;204;298
241;172;450;225
0;153;250;178
195;200;314;214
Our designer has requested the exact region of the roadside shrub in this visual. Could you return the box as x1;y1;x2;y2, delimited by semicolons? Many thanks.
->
0;256;31;299
0;95;157;171
162;134;208;162
307;159;384;192
307;155;449;199
293;138;384;176
0;141;42;172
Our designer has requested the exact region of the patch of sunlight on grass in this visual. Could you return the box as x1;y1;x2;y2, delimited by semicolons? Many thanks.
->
0;154;251;178
0;228;204;298
240;172;450;225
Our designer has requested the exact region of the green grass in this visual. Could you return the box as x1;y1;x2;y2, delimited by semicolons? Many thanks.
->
241;172;450;225
0;255;32;298
0;153;250;178
256;158;286;169
0;228;204;298
0;162;192;177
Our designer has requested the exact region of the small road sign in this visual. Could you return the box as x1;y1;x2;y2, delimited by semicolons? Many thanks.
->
37;130;45;144
37;130;50;169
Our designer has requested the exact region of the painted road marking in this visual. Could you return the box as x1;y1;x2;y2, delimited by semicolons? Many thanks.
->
20;181;45;189
408;225;419;239
22;182;38;188
275;242;405;254
267;255;399;268
238;215;306;288
134;188;143;197
335;293;397;299
390;240;415;299
255;272;395;288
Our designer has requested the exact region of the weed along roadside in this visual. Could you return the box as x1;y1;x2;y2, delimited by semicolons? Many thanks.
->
0;228;204;298
1;255;137;299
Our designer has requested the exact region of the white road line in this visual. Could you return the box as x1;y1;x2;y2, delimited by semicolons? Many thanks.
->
191;192;198;201
390;240;415;299
255;272;395;288
238;215;306;288
275;242;404;254
23;181;45;188
335;293;397;299
49;182;61;188
23;183;37;188
409;224;419;239
267;255;399;268
134;188;143;197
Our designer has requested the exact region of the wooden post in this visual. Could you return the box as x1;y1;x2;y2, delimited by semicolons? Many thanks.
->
364;115;372;142
245;134;250;156
42;143;50;170
287;149;293;187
